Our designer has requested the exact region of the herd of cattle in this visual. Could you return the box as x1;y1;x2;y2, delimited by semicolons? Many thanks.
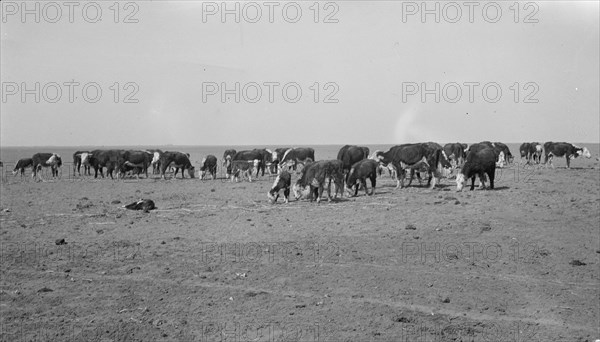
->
3;142;593;203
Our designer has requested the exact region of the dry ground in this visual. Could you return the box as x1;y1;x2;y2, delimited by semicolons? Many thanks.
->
1;164;598;341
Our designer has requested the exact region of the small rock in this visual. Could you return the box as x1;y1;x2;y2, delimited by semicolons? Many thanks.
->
2;208;10;213
37;287;53;293
55;239;67;245
161;241;166;245
210;189;216;192
569;260;586;266
111;200;121;204
442;297;450;303
405;224;416;230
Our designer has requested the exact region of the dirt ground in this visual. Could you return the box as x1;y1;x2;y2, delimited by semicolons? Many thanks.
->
0;163;598;341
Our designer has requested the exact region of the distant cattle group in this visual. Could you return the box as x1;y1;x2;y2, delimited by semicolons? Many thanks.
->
2;142;593;202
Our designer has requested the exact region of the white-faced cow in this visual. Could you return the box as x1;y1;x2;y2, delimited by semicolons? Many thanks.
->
145;149;163;174
373;143;448;189
519;142;543;165
443;143;467;167
543;142;591;168
279;148;315;172
31;153;62;180
253;149;275;177
222;149;237;178
231;159;259;182
269;147;291;174
369;150;397;179
293;160;344;203
12;158;33;176
346;159;378;197
456;147;496;191
200;155;218;180
160;151;195;179
267;170;292;204
72;151;92;176
88;150;125;179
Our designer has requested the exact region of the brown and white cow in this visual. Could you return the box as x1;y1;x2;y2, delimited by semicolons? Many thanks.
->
12;158;33;176
543;142;591;168
31;153;62;180
160;151;195;179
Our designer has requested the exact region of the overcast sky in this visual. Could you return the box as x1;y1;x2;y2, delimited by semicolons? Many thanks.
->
1;1;598;146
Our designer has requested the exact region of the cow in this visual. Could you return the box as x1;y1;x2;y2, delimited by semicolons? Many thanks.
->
456;147;496;191
222;149;237;178
346;159;378;196
124;199;156;213
72;151;92;176
12;158;33;176
337;145;370;181
468;142;506;168
543;142;592;168
31;153;62;180
492;142;513;164
145;149;163;174
279;148;315;172
373;143;447;189
160;151;195;179
200;155;218;180
117;150;152;179
269;147;291;174
443;143;467;167
519;142;543;165
292;160;344;203
369;150;396;179
231;159;259;182
267;170;292;204
88;150;125;179
253;148;275;177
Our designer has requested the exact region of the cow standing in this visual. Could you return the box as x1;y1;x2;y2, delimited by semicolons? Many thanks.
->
519;142;543;165
145;149;163;174
200;155;218;180
279;148;315;172
31;153;62;180
293;160;344;203
337;145;369;182
12;158;33;176
456;147;497;191
231;159;259;182
468;142;506;168
269;147;291;174
160;151;195;179
267;170;292;204
222;149;237;178
73;151;92;176
118;150;152;179
543;142;591;168
88;150;125;179
443;143;467;167
346;159;378;196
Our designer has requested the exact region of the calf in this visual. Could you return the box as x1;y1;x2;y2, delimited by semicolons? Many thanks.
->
160;151;195;179
31;153;62;180
456;147;496;191
12;158;33;176
346;159;378;196
200;155;218;180
544;142;591;168
337;145;370;181
267;170;292;204
231;159;259;182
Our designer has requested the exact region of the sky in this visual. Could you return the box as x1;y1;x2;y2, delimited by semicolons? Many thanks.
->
1;1;599;146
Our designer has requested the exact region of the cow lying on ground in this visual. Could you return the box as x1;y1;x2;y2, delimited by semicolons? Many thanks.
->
12;158;33;176
31;153;62;180
72;151;92;176
346;159;378;196
160;151;195;179
456;147;496;191
293;160;344;203
267;170;292;204
200;155;218;180
231;159;259;182
124;199;156;213
543;142;591;168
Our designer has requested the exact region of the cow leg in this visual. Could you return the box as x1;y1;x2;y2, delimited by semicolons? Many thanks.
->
565;156;570;169
370;176;376;195
470;176;476;190
428;172;437;189
361;179;369;196
479;172;487;189
488;170;495;189
283;187;290;203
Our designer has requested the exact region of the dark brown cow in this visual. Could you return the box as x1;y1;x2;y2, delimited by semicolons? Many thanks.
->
160;151;195;179
456;147;496;191
31;153;62;180
12;158;33;176
543;142;591;168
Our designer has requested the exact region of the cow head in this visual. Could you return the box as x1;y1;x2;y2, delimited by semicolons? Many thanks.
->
188;166;196;178
292;182;310;200
456;172;466;191
495;151;505;168
581;147;591;158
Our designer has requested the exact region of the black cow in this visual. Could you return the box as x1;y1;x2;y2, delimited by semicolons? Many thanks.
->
337;145;370;181
88;150;125;179
519;142;543;165
279;148;315;172
292;160;344;203
12;158;33;176
443;143;467;167
200;155;218;180
456;147;496;191
231;159;259;182
374;143;446;189
253;148;274;177
543;142;591;168
72;151;92;176
124;199;156;213
31;153;62;180
160;151;195;179
118;150;152;178
267;170;292;204
346;159;378;197
222;149;237;178
468;142;506;168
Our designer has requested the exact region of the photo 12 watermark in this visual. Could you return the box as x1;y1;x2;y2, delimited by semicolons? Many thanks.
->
202;81;339;104
201;1;339;24
1;1;140;24
1;81;140;104
401;81;539;104
400;1;540;24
